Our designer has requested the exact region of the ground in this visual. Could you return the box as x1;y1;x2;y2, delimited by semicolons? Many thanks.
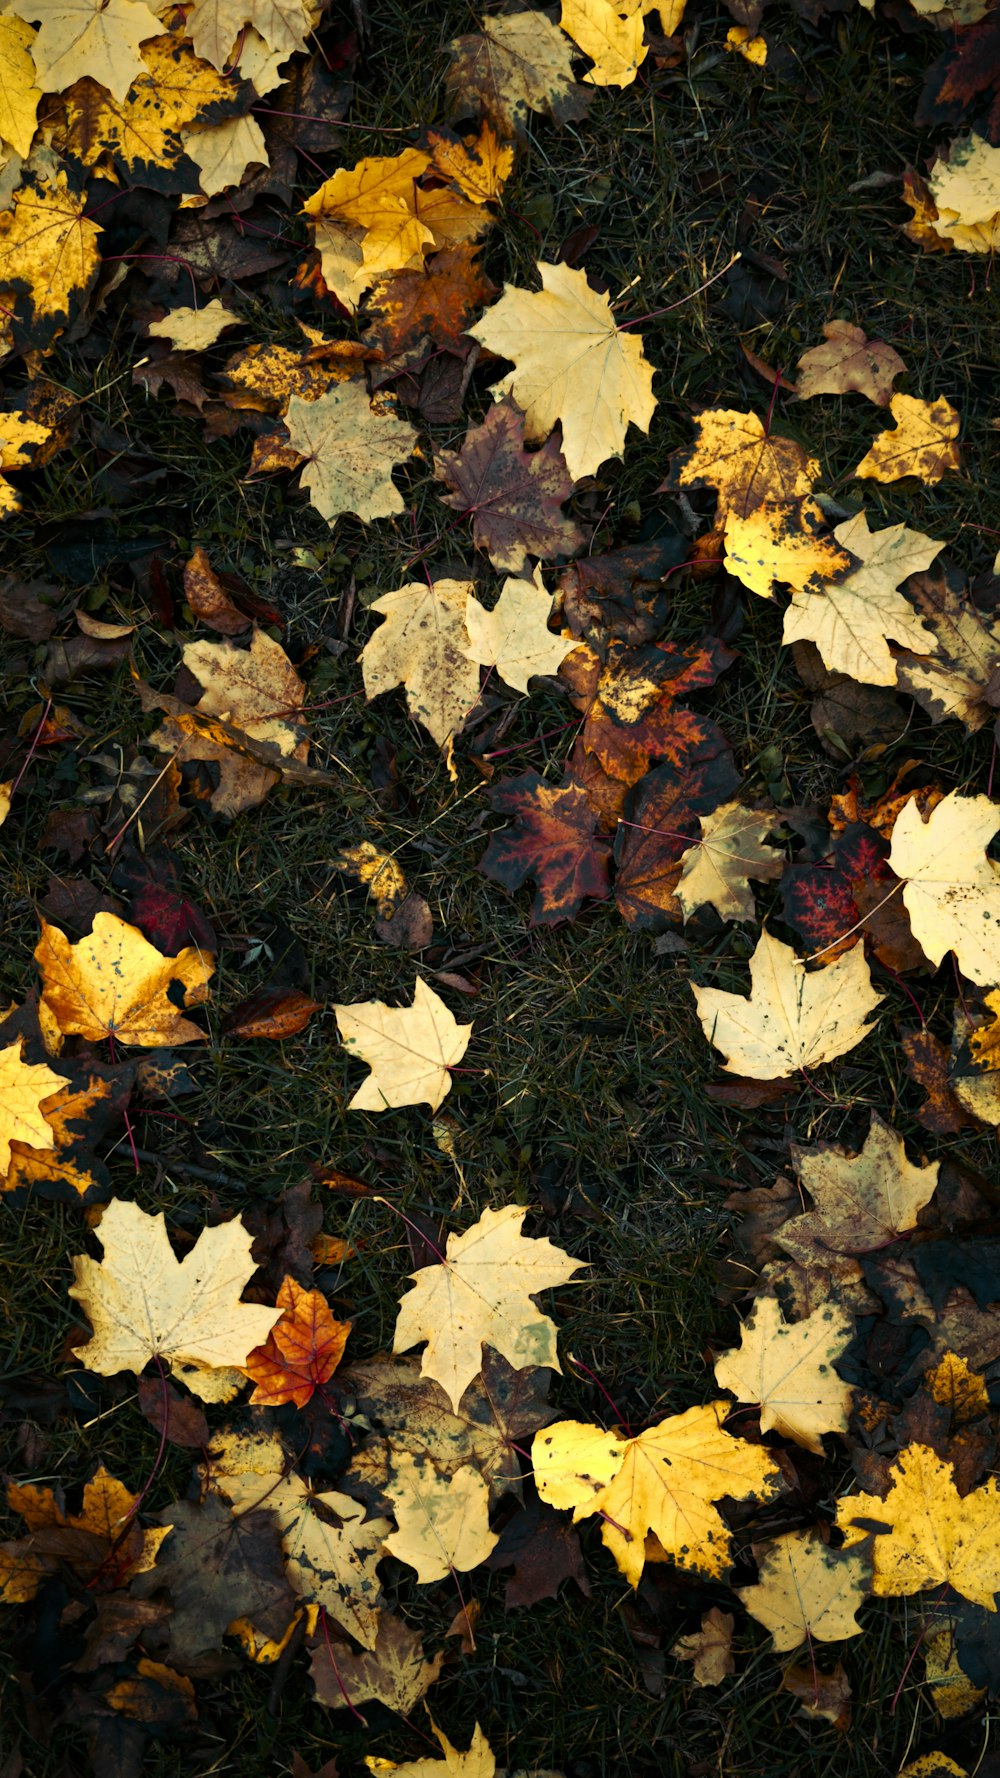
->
2;2;1000;1774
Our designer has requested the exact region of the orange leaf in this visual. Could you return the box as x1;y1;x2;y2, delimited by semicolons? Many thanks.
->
223;986;321;1040
244;1277;350;1408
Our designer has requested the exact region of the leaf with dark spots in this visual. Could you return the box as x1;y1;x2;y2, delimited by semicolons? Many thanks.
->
137;1377;209;1449
134;1497;296;1658
111;846;217;953
435;399;589;576
562;637;736;786
613;730;741;931
222;984;322;1039
0;1004;136;1205
479;769;611;925
485;1494;590;1608
365;244;496;360
780;821;921;973
559;538;684;644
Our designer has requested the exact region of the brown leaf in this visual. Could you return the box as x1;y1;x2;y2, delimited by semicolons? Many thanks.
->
563;637;736;786
39;807;95;861
435;398;589;576
308;1611;443;1715
485;1494;590;1608
479;769;611;925
39;874;124;933
134;1497;297;1658
183;546;250;635
795;320;905;406
375;891;433;950
137;1376;210;1449
780;1660;851;1729
75;1596;172;1672
223;985;321;1040
559;539;681;645
365;243;496;359
42;633;132;687
0;575;62;641
246;1179;324;1293
613;731;741;931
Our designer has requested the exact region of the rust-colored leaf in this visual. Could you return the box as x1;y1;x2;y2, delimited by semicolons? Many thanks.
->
435;397;589;575
244;1276;351;1408
479;770;612;925
183;545;251;634
563;636;736;786
223;985;321;1039
613;731;741;931
365;243;497;359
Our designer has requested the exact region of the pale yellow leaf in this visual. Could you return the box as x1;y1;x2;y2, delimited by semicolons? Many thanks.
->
284;384;418;524
366;1723;496;1778
463;567;577;693
738;1529;870;1651
10;0;161;99
0;1038;69;1174
676;802;783;921
781;511;942;685
889;790;1000;986
560;0;648;87
672;1607;735;1686
714;1295;854;1453
334;975;472;1114
360;577;480;773
148;300;239;352
691;929;882;1078
182;113;268;197
381;1451;498;1582
187;0;310;70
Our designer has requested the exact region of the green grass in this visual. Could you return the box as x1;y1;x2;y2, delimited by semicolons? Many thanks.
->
3;1;1000;1773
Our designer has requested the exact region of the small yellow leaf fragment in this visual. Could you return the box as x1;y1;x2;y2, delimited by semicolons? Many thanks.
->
364;1721;496;1778
725;24;767;63
924;1351;989;1423
0;1038;70;1175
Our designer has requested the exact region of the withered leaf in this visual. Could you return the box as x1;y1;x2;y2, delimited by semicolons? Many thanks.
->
564;636;736;786
435;399;589;575
479;769;612;925
365;243;496;359
135;1495;297;1656
613;730;741;931
485;1493;590;1608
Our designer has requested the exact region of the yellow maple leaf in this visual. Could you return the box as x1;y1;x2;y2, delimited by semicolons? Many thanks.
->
361;577;481;775
148;300;238;352
283;383;418;524
837;1444;1000;1609
358;197;433;275
0;1038;69;1175
35;911;214;1047
463;567;578;693
381;1450;498;1582
334;975;472;1114
0;171;101;350
726;24;767;62
778;1113;939;1271
691;929;882;1079
781;511;942;686
427;123;514;203
723;497;853;600
181;113;268;197
669;407;820;523
0;16;40;158
393;1203;583;1412
533;1402;780;1586
853;392;961;484
925;1351;990;1423
889;791;1000;986
713;1296;854;1453
10;0;162;100
366;1723;496;1778
469;260;657;481
205;1426;389;1646
187;0;310;71
738;1528;870;1651
676;802;784;922
560;0;650;87
69;1198;281;1400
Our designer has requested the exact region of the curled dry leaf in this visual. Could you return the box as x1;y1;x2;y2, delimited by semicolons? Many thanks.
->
182;544;250;634
672;1607;735;1686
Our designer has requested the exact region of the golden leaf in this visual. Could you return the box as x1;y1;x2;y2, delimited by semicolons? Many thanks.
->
671;1607;735;1686
381;1450;498;1582
723;497;853;600
360;577;481;775
0;1037;69;1173
0;16;40;157
738;1529;870;1651
0;172;101;351
691;929;882;1079
713;1296;854;1453
560;0;650;88
366;1723;496;1778
427;123;514;203
676;801;784;922
463;567;578;693
469;260;657;481
889;791;1000;986
925;1352;990;1424
9;0;162;100
853;392;961;484
187;0;310;70
533;1402;780;1586
0;1464;169;1604
837;1443;1000;1609
36;912;213;1047
334;976;472;1114
284;383;418;524
725;24;767;62
781;511;942;686
148;300;238;351
393;1203;582;1412
669;407;820;523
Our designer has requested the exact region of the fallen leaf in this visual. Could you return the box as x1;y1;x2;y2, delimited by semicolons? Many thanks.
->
10;0;162;101
0;1038;69;1174
724;497;853;600
0;172;102;352
484;1493;590;1607
106;1656;197;1727
435;399;588;575
445;12;590;136
781;511;942;686
309;1611;443;1714
69;1197;281;1400
794;319;905;406
612;732;742;930
284;384;418;524
738;1529;870;1651
360;577;481;777
469;260;656;481
0;16;40;158
393;1202;583;1412
464;568;579;693
777;1114;939;1271
244;1276;350;1408
664;407;820;523
380;1449;498;1581
135;1495;296;1656
0;1042;135;1205
136;1375;210;1448
714;1296;854;1452
0;1464;169;1603
565;635;736;785
334;976;472;1112
533;1402;780;1586
904;1027;983;1136
366;1723;496;1778
924;133;1000;253
837;1443;1000;1609
691;929;882;1078
149;301;239;352
479;769;612;925
853;392;961;484
365;244;497;358
780;1660;851;1729
894;562;1000;733
428;122;514;203
676;801;783;921
223;985;321;1039
560;0;653;88
889;791;1000;986
726;25;766;63
182;545;251;634
187;0;310;70
672;1607;735;1686
36;911;214;1047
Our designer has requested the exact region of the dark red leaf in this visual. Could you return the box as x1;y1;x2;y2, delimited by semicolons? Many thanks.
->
613;729;740;930
479;770;612;925
111;845;217;953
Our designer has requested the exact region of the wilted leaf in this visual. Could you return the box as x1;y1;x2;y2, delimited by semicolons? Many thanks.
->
780;1660;851;1729
36;911;214;1046
436;400;588;575
182;544;250;633
445;12;590;136
309;1611;443;1714
223;985;321;1039
853;393;961;484
894;562;1000;733
795;319;905;406
778;1114;939;1271
0;1465;169;1603
691;929;882;1078
365;243;496;358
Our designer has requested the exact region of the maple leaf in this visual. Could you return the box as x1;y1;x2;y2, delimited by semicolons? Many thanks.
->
0;1465;169;1604
464;568;579;692
445;11;590;137
366;1723;496;1778
691;929;882;1079
672;1607;735;1687
309;1611;444;1715
533;1402;781;1586
427;123;514;204
889;791;1000;985
566;635;736;785
205;1427;389;1644
134;1495;297;1658
0;1038;69;1174
1;1044;134;1205
795;320;905;406
244;1276;350;1408
69;1198;281;1399
664;407;820;523
612;732;741;930
837;1444;1000;1609
149;301;239;352
187;0;310;70
781;511;942;686
924;134;1000;253
334;976;472;1113
738;1529;871;1652
10;0;162;100
894;563;1000;733
283;384;418;525
360;577;481;776
0;172;102;352
365;244;497;359
469;260;656;481
713;1296;854;1453
0;16;39;157
676;802;783;922
780;818;922;974
479;768;611;925
853;392;961;484
435;399;589;575
380;1448;499;1582
35;911;213;1047
393;1202;583;1413
777;1114;939;1274
723;497;853;600
560;0;656;88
